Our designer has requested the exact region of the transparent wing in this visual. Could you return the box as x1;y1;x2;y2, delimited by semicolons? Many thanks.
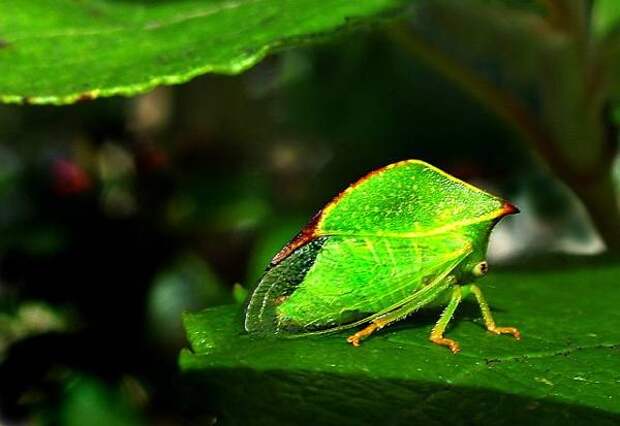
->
244;237;328;334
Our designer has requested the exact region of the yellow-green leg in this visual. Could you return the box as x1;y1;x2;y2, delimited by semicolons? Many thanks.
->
429;286;462;353
347;277;456;347
469;284;521;339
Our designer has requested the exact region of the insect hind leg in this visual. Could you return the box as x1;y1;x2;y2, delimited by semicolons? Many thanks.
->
346;318;387;347
346;280;455;346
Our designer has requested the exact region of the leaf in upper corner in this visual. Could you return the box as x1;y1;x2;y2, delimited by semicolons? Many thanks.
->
0;0;409;105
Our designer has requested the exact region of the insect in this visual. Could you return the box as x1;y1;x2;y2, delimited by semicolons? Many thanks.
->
244;160;520;353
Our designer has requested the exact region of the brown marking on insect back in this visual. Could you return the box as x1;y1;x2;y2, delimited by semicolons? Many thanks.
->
270;210;322;266
0;39;10;49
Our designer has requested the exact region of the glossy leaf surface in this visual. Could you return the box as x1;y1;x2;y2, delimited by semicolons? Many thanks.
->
182;257;620;425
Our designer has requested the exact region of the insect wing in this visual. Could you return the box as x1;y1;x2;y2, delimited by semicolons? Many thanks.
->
244;237;328;334
245;233;471;335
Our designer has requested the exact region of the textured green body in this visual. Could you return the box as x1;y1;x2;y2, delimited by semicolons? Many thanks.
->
275;235;467;331
244;160;514;336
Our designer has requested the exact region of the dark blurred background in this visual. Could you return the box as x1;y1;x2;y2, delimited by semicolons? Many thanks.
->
0;25;612;425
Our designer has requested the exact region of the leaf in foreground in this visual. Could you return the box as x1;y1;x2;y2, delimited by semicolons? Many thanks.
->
0;0;407;105
181;258;620;425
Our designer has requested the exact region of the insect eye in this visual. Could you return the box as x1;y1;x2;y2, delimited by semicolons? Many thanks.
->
473;261;489;277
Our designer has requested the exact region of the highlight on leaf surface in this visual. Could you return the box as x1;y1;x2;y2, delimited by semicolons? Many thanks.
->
244;160;520;351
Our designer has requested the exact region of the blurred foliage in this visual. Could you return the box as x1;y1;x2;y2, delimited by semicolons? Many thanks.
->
182;258;620;425
0;302;71;360
0;0;619;424
147;253;231;354
56;376;145;426
593;0;620;38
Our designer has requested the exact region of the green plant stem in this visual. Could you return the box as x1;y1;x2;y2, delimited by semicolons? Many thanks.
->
570;170;620;252
540;0;588;35
387;23;564;174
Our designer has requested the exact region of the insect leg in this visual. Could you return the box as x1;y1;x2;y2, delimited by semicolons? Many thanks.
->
343;247;472;346
347;309;422;347
429;286;462;353
468;284;521;339
346;277;454;347
346;322;381;347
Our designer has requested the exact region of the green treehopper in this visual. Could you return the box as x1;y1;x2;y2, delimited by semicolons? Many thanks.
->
245;160;520;353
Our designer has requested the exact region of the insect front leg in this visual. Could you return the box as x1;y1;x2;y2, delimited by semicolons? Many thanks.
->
468;284;521;340
429;286;462;353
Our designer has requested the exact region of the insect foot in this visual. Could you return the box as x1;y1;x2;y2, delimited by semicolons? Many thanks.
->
430;336;461;353
346;334;363;347
346;326;376;347
488;326;521;340
346;322;383;347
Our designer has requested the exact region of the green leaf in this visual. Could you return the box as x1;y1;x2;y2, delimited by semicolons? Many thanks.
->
59;376;144;426
0;0;407;105
181;257;620;425
593;0;620;39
